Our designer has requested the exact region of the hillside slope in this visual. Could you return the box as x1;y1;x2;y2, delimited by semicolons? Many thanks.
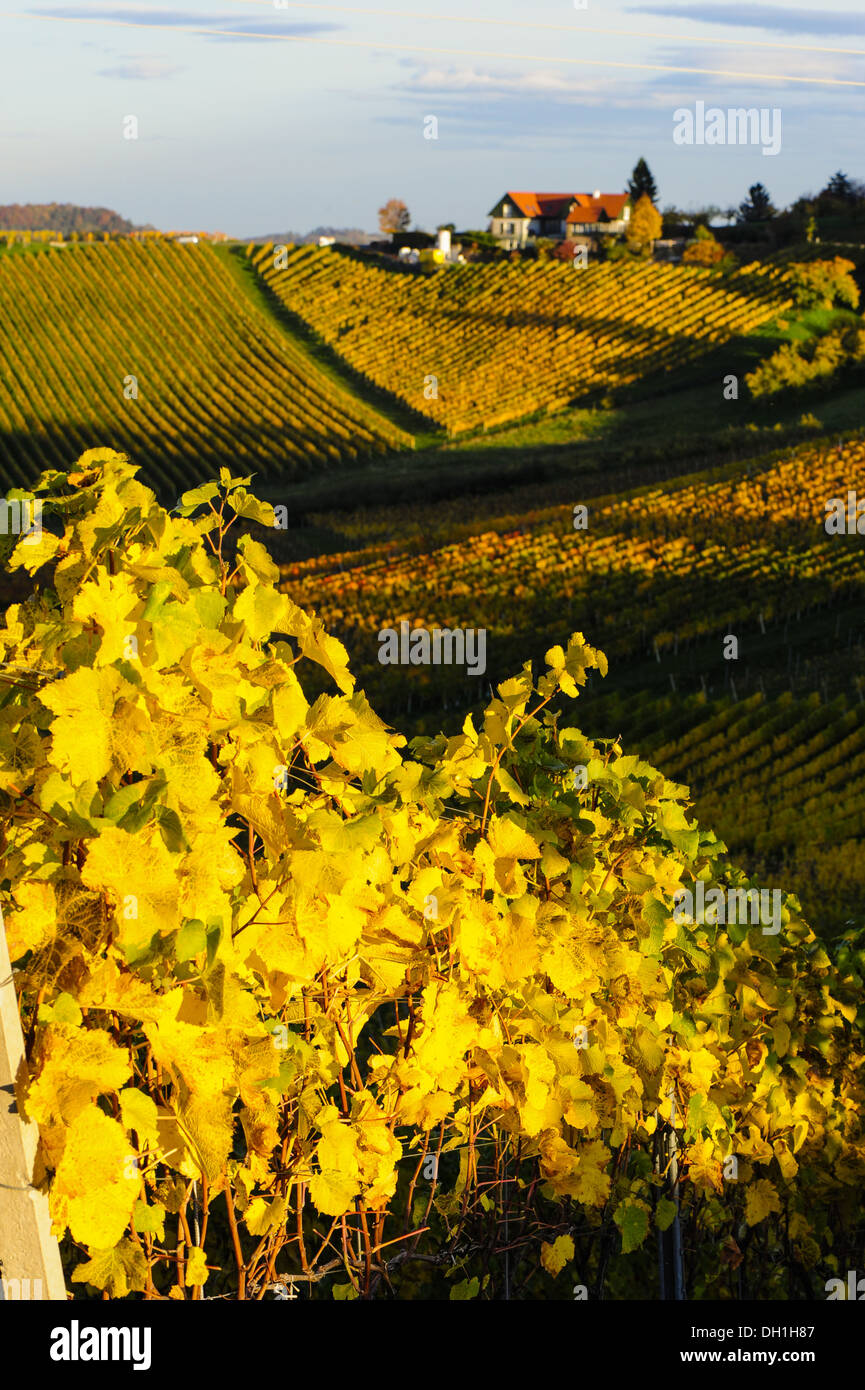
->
0;241;411;492
251;244;793;434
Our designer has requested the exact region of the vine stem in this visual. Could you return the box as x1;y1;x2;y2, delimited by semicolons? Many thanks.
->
479;692;555;837
223;1182;247;1299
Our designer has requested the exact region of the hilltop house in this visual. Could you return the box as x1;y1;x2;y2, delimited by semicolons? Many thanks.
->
487;191;630;249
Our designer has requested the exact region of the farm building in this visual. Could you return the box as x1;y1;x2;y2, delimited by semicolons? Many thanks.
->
487;191;630;249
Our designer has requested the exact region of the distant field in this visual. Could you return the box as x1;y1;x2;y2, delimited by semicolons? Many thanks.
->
0;241;411;492
251;244;794;434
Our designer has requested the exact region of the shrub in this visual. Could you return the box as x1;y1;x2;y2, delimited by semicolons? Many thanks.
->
746;323;865;397
787;257;860;310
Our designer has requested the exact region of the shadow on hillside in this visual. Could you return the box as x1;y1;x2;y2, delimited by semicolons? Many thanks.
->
226;247;437;440
0;418;400;507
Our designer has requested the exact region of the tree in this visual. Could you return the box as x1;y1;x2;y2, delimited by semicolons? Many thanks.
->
822;170;855;203
626;193;662;254
738;183;776;223
681;224;725;267
627;157;658;204
378;198;411;235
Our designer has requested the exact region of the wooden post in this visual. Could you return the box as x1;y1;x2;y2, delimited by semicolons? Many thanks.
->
655;1089;685;1300
0;905;67;1300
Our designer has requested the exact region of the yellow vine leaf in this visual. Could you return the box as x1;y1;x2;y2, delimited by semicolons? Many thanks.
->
244;1195;286;1236
184;1247;210;1287
51;1105;140;1246
5;880;56;958
540;1234;575;1275
745;1178;782;1226
40;667;123;784
27;1024;131;1127
70;1240;148;1298
309;1107;361;1215
81;825;182;952
71;570;140;666
119;1087;160;1147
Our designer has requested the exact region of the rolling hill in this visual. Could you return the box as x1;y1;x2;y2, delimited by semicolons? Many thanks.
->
0;240;411;492
250;243;794;434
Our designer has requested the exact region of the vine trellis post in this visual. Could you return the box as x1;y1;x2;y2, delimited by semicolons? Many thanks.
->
655;1086;685;1301
0;905;67;1300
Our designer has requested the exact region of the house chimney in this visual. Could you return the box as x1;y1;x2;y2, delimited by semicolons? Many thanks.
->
592;189;601;199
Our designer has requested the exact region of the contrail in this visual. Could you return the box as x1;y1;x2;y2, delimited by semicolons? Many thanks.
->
20;12;865;86
230;0;865;60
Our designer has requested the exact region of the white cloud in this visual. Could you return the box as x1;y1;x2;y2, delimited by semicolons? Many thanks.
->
396;63;663;108
97;58;182;78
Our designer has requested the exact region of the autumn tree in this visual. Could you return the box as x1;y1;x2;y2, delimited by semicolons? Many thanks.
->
378;198;411;235
626;193;662;254
682;224;725;267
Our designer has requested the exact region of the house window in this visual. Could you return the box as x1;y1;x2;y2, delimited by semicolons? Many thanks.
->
503;221;513;234
503;203;512;216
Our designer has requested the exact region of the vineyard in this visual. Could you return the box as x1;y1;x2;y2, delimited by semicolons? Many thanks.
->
280;438;865;688
581;686;865;936
277;437;865;934
1;238;864;1313
250;243;793;433
0;241;411;492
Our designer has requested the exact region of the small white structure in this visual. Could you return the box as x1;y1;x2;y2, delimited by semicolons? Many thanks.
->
318;236;335;247
436;227;452;259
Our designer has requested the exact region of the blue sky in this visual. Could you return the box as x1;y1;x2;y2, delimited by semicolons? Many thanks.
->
2;1;864;235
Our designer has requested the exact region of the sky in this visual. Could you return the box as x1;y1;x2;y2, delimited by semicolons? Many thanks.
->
2;0;864;236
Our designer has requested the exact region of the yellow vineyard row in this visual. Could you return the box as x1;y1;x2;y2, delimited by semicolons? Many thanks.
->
253;244;792;433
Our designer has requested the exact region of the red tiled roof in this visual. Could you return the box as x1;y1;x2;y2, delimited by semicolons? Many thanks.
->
567;193;629;223
492;191;629;222
503;192;573;218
